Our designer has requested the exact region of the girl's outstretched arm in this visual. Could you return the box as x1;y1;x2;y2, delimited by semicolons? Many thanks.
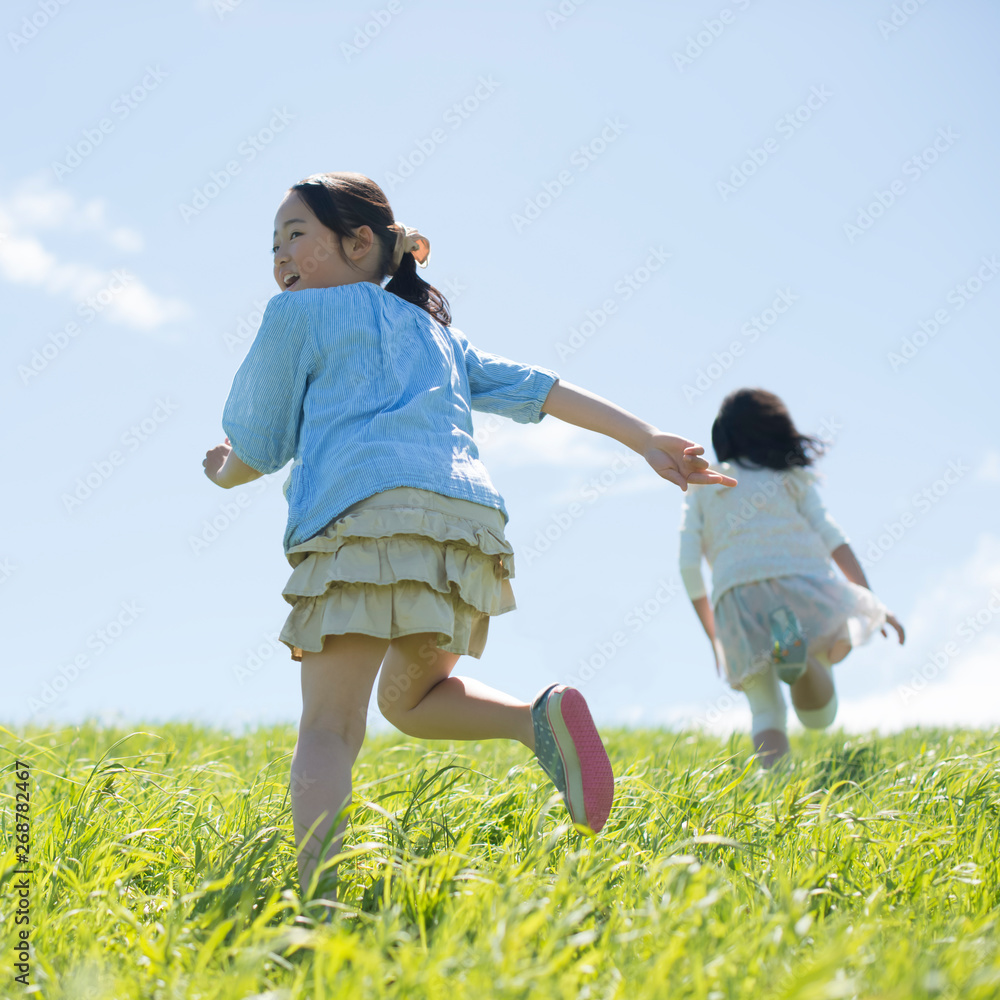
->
832;543;906;643
540;380;738;491
831;543;872;589
690;595;723;675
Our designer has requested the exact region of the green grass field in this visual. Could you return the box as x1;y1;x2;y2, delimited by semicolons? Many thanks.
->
2;724;999;999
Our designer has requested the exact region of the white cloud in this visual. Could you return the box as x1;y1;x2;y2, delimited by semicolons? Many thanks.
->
473;415;673;511
0;175;184;332
0;231;110;300
109;227;144;252
836;637;1000;731
109;281;188;330
0;232;60;287
0;177;134;242
471;414;710;517
624;698;752;735
895;532;1000;649
2;182;77;229
475;415;629;469
976;450;1000;483
627;638;1000;735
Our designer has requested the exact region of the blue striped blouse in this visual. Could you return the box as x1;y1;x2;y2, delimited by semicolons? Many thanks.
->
222;282;559;553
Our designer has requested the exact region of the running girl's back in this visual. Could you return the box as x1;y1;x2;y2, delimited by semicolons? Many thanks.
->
222;282;557;551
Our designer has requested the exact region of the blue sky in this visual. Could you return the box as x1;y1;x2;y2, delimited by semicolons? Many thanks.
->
2;0;998;735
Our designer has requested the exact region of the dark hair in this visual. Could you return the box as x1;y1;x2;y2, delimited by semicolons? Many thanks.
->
711;388;826;470
289;171;451;326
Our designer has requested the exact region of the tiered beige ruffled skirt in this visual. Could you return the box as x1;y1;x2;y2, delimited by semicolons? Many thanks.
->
278;487;516;661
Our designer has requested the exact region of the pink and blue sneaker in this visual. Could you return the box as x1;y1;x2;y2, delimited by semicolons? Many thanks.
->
530;684;614;832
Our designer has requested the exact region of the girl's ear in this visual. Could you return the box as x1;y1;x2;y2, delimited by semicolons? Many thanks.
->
345;224;376;261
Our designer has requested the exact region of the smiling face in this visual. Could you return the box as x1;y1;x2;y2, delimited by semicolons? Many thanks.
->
271;190;381;292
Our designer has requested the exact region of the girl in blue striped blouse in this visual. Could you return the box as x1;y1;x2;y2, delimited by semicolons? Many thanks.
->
202;171;736;902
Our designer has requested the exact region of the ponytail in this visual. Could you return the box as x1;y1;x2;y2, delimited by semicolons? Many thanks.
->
385;251;451;326
291;172;452;326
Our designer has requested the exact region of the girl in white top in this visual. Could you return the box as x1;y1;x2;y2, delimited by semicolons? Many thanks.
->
678;388;905;765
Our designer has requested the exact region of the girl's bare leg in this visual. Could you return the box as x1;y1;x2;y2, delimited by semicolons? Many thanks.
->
292;633;389;899
790;650;835;712
377;633;535;749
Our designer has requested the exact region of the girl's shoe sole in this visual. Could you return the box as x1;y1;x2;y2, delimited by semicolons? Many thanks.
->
544;686;614;832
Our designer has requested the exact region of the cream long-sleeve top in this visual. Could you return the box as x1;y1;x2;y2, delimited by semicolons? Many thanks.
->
678;460;850;605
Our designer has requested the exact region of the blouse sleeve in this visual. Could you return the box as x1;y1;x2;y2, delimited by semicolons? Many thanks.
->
222;293;317;474
678;488;708;600
793;475;849;552
451;327;558;424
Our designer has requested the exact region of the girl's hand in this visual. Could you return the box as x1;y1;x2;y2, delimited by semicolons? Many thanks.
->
881;613;905;644
203;438;232;484
643;433;739;492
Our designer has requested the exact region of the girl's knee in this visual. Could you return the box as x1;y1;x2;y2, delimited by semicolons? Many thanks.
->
377;691;410;732
377;633;454;731
794;692;838;730
299;706;368;754
811;633;851;668
378;681;435;735
828;638;851;665
376;661;425;729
